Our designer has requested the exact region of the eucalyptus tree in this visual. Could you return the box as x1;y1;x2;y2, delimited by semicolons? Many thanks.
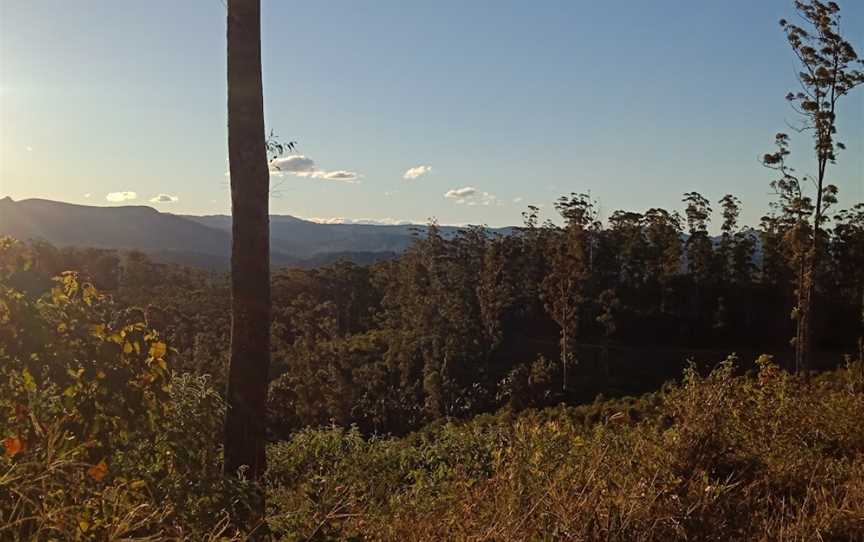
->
764;0;864;371
682;191;713;283
643;208;683;313
224;0;271;486
541;194;595;391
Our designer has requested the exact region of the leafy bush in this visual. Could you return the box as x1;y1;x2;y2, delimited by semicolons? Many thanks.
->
0;238;252;540
264;356;864;541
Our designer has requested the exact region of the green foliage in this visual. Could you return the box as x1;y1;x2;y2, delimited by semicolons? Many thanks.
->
264;357;864;540
0;238;252;540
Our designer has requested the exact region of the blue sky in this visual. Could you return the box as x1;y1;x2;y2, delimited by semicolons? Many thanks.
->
1;0;861;227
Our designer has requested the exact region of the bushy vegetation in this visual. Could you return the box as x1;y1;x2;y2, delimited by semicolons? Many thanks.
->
263;357;864;541
0;238;256;540
2;237;863;539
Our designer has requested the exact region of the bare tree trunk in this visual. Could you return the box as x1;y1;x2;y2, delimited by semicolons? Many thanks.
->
224;0;271;483
562;324;567;391
801;154;827;375
796;249;808;374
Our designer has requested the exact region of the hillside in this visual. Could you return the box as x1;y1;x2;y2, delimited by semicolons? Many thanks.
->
0;197;231;257
191;214;433;258
0;197;492;268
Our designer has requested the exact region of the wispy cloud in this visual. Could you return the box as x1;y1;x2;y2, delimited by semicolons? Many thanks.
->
444;186;477;200
149;193;179;203
299;170;360;182
512;197;524;204
444;186;503;207
403;165;432;180
269;155;360;183
106;191;137;202
84;193;92;198
307;217;415;226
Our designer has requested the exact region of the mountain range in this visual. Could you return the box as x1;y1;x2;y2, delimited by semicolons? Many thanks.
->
0;197;503;268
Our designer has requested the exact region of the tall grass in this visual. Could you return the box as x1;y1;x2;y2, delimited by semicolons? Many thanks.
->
265;357;864;541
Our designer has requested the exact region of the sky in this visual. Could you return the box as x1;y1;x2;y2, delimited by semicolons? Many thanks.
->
1;0;862;228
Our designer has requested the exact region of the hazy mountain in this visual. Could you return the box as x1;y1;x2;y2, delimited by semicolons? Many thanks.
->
0;197;232;256
0;197;499;268
188;214;426;258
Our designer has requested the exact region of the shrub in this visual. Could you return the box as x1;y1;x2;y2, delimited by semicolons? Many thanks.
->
0;238;251;540
264;356;864;540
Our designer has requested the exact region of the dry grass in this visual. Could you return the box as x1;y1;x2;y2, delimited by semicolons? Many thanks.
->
266;357;864;541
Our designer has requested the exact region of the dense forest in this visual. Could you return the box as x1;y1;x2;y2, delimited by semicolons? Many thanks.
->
5;186;864;439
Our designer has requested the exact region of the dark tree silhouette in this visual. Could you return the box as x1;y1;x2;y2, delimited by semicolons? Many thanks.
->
224;0;271;485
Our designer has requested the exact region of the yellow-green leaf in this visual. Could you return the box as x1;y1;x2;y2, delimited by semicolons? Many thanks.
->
21;368;36;393
149;341;167;359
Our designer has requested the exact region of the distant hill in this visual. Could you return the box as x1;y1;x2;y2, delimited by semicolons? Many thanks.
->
0;197;499;269
188;214;428;258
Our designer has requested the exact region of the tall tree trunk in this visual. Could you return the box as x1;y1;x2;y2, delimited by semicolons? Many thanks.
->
801;153;827;374
224;0;271;483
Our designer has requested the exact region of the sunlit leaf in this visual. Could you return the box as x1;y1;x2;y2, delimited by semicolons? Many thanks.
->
3;436;24;458
88;461;108;481
21;368;36;392
149;341;167;359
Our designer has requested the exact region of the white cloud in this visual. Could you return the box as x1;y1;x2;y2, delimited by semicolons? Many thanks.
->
25;146;33;152
269;155;316;174
403;165;432;180
149;193;179;203
444;186;477;200
269;155;360;183
444;186;501;207
84;193;92;198
512;197;524;204
106;191;137;202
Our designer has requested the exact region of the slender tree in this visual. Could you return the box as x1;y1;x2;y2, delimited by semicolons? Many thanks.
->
541;194;594;391
763;135;817;371
224;0;272;484
643;208;683;313
767;0;864;371
682;191;713;283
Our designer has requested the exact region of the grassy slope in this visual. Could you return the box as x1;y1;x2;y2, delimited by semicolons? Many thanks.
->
265;358;864;541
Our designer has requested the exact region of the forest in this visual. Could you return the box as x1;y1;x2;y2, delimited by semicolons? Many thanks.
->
5;188;864;438
2;0;864;540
